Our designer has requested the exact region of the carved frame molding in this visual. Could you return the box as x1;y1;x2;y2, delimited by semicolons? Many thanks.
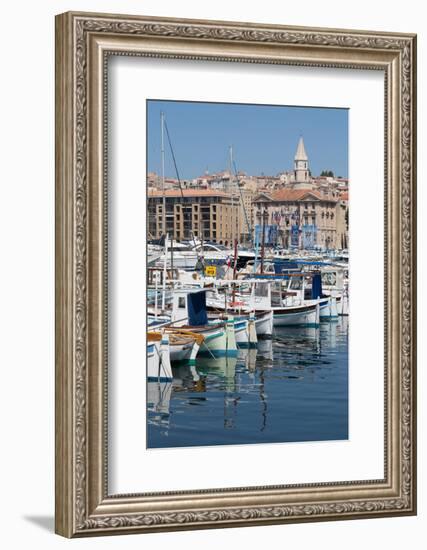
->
55;12;416;537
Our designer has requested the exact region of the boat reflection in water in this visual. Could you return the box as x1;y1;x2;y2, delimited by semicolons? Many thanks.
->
147;381;173;434
147;318;348;448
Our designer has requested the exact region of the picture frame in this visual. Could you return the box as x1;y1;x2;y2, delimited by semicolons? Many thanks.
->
55;11;417;537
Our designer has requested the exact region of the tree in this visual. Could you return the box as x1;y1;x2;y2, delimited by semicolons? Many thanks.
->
320;170;334;177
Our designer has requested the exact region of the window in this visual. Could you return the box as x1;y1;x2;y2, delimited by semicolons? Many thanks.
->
178;297;186;309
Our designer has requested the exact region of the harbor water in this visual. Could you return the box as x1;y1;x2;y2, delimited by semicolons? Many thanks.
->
147;317;348;448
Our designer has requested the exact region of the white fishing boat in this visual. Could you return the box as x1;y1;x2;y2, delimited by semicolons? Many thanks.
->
157;240;198;270
318;266;348;316
233;315;257;348
147;332;173;381
149;328;203;366
192;242;233;263
272;302;320;327
274;270;338;322
148;244;164;266
206;280;274;339
227;317;249;347
254;310;273;338
170;289;238;357
301;264;349;316
148;311;171;327
252;280;321;327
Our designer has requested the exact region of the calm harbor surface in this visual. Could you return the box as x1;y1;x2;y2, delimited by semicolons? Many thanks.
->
147;317;348;448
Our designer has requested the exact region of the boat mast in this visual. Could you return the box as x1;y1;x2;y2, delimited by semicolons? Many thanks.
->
260;208;267;274
162;234;168;312
161;112;174;271
230;144;239;301
160;111;168;311
229;144;236;248
161;111;166;237
232;238;238;302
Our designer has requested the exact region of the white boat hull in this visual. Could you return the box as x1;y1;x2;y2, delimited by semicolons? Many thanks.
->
147;342;160;379
147;337;173;381
187;325;238;358
273;304;319;327
234;319;249;346
158;252;198;270
338;293;349;316
319;297;338;320
255;311;273;338
169;341;195;364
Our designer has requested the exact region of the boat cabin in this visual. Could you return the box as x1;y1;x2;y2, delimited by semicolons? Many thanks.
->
171;289;209;327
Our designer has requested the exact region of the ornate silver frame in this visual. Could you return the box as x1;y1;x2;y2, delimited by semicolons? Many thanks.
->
55;11;417;537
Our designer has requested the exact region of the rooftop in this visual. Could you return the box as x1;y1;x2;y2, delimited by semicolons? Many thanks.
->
148;189;227;198
254;188;338;203
272;189;322;201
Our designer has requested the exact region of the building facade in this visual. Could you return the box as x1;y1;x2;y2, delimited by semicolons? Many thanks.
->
148;189;240;245
252;188;347;250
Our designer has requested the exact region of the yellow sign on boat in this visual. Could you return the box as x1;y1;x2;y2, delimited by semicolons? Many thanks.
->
205;265;217;277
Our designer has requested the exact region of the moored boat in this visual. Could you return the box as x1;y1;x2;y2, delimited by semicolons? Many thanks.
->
170;289;238;357
272;302;320;327
147;332;173;381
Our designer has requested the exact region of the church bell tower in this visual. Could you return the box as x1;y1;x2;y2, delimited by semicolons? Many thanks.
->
292;137;312;189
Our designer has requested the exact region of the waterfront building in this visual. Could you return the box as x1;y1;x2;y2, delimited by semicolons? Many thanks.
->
252;188;347;249
148;189;240;245
336;191;349;249
147;134;348;249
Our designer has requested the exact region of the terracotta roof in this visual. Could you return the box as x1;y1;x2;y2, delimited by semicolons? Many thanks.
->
251;188;337;203
271;189;323;201
340;192;349;201
148;189;227;198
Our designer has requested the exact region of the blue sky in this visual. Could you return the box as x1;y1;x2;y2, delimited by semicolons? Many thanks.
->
147;100;348;180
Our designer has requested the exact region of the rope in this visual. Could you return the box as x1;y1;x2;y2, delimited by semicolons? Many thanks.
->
200;340;219;360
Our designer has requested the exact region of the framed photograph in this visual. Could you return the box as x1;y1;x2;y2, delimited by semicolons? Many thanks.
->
55;11;417;537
